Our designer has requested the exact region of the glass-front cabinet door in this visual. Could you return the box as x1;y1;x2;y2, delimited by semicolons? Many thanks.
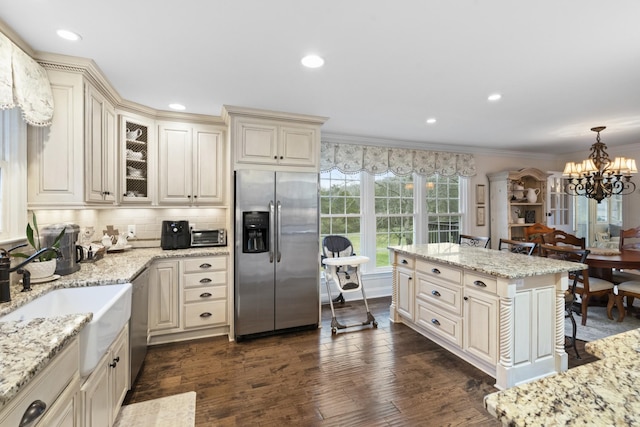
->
546;171;573;232
120;114;154;204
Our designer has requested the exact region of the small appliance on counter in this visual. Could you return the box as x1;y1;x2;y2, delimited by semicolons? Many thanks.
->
191;229;227;247
160;220;191;250
42;223;82;275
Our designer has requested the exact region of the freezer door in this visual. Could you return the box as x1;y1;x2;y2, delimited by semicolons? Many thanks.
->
234;170;276;336
274;171;320;330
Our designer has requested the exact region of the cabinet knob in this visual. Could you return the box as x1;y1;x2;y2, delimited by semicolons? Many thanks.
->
464;296;469;301
401;259;408;264
194;195;197;199
200;312;212;318
274;155;278;159
280;156;283;159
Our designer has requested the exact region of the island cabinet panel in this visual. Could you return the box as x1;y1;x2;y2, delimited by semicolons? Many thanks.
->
390;243;573;390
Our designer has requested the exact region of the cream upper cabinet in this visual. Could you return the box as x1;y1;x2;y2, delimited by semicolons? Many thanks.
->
27;68;85;207
158;121;224;205
222;105;327;172
85;83;117;204
119;113;156;204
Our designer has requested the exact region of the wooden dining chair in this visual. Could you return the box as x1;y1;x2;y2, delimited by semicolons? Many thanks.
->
607;279;640;321
541;230;586;249
538;244;590;358
539;244;615;326
524;223;555;254
458;234;490;248
498;238;536;255
612;226;640;284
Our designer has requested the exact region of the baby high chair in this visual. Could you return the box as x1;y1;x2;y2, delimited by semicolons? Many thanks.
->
321;236;377;334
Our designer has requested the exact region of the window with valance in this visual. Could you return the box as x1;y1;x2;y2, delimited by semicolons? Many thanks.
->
0;32;54;127
320;141;477;177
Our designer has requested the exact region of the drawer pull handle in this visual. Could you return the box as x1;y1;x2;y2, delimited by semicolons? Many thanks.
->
200;278;212;283
109;357;119;368
20;400;46;427
200;312;212;318
431;318;440;326
431;290;441;297
200;292;212;298
431;268;441;274
401;259;408;264
200;263;212;269
473;280;487;287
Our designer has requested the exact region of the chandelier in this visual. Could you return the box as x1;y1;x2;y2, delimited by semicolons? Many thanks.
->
562;126;637;203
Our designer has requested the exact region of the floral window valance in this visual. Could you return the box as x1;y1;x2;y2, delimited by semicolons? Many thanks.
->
0;32;54;127
320;141;477;177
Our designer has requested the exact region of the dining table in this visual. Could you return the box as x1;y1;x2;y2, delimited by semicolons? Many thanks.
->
585;247;640;282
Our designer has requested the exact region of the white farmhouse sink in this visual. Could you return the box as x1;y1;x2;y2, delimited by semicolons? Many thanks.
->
0;284;132;377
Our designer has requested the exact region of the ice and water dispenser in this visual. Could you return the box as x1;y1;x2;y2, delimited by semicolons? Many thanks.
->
242;212;269;253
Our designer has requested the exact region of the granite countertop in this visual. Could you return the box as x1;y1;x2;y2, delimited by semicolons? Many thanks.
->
389;243;586;279
484;328;640;426
0;246;229;411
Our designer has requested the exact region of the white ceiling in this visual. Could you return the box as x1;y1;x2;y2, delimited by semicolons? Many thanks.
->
1;0;639;155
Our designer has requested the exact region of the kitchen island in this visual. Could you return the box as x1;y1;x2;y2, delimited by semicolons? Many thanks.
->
0;247;229;412
484;328;640;425
389;243;585;390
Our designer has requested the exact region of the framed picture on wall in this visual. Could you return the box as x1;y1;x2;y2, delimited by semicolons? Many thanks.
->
476;184;485;205
476;206;486;226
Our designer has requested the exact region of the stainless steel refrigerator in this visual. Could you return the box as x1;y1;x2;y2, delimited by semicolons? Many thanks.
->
234;170;319;340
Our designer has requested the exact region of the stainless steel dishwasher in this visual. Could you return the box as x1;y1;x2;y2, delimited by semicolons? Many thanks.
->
130;268;149;385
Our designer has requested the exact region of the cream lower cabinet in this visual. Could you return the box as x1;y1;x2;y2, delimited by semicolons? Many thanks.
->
0;338;80;427
81;324;129;427
149;256;229;345
390;248;564;390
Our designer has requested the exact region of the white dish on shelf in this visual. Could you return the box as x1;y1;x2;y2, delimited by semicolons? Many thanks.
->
20;274;61;284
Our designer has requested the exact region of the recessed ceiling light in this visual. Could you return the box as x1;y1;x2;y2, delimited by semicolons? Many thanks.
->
426;118;437;124
56;29;82;41
301;55;325;68
169;103;186;111
488;93;502;101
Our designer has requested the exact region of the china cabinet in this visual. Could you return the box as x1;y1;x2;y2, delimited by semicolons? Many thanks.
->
487;167;551;246
120;113;155;204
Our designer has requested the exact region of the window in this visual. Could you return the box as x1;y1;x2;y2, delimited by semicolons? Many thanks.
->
374;172;414;267
320;170;463;271
425;175;461;243
575;194;622;245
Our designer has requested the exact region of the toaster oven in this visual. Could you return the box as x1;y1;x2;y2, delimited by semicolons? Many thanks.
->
191;229;227;247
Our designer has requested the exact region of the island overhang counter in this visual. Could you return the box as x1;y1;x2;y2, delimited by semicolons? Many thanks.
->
388;243;586;390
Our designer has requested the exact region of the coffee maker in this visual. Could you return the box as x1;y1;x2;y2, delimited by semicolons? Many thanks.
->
42;223;81;275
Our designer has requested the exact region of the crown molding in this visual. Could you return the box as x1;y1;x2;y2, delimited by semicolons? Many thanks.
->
221;105;328;126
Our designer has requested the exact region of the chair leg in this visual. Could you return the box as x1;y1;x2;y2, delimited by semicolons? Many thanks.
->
627;295;635;312
580;295;589;326
606;293;625;322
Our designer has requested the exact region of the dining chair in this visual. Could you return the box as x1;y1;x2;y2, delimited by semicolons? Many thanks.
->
541;230;586;249
539;244;615;326
538;244;590;358
524;223;555;254
498;238;536;255
458;234;490;248
607;279;640;321
612;226;640;284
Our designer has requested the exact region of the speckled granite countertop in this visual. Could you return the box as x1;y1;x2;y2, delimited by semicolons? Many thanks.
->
389;243;586;279
0;247;229;410
484;328;640;426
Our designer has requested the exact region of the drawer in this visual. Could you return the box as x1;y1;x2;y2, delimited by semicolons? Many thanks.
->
184;271;226;288
416;260;461;284
0;339;79;427
183;256;226;273
415;299;462;347
184;300;226;328
464;272;497;294
395;253;415;269
184;286;226;303
416;273;462;315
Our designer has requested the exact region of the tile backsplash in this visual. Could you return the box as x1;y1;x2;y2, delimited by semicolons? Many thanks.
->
33;208;229;247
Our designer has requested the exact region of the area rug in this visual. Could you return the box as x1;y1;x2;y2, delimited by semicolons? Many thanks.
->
565;305;640;342
113;391;196;427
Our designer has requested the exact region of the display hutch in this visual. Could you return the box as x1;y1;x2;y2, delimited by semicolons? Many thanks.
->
487;168;551;247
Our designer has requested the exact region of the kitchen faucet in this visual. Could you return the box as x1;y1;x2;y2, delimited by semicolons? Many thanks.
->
0;247;62;299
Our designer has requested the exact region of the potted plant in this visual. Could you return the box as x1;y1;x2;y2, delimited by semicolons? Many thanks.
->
11;212;65;279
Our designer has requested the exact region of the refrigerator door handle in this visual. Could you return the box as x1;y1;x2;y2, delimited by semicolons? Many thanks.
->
276;200;282;262
269;201;275;263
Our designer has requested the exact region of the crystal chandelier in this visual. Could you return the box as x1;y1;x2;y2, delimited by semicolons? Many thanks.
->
562;126;637;203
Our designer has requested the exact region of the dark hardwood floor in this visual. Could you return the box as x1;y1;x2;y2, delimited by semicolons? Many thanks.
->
125;297;595;426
